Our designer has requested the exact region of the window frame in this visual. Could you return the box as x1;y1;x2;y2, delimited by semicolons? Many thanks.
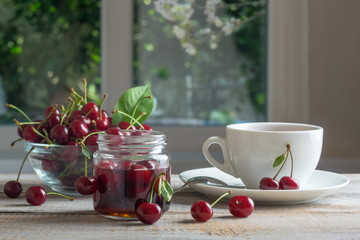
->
0;0;309;153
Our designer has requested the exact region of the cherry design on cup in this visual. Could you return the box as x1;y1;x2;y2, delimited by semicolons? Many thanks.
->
259;143;300;190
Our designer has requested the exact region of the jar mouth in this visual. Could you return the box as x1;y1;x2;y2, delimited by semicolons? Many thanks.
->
98;130;166;147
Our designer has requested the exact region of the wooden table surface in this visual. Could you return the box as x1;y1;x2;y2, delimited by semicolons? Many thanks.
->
0;173;359;240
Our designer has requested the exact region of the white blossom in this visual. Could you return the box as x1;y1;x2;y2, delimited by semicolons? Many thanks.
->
173;25;186;39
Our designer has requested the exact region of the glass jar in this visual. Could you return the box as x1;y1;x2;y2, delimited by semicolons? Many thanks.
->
93;130;171;220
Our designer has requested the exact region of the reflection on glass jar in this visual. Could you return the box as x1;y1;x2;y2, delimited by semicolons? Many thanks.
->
93;131;171;220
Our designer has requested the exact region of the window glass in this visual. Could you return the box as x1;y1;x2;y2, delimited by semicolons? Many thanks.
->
0;0;101;123
134;0;267;126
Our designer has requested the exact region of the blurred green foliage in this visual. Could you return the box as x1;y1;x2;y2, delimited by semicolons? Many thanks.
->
0;0;101;123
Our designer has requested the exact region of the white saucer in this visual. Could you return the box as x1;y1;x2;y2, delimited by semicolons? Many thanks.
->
179;167;350;205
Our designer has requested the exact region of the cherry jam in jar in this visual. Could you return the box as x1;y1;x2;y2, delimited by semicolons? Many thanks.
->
93;131;171;220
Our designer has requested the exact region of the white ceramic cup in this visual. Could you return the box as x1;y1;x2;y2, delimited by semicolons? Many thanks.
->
202;122;323;189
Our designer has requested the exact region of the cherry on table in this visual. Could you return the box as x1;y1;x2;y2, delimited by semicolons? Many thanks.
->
75;176;98;195
136;202;162;225
3;180;23;198
25;186;47;206
279;176;300;190
191;200;213;222
228;195;254;218
259;177;280;190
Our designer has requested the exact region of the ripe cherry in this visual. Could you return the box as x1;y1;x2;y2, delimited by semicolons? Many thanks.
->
44;114;61;130
81;102;99;120
228;195;254;218
68;110;81;122
25;186;47;206
44;106;60;118
49;124;69;144
118;121;136;130
137;124;152;131
93;117;109;131
75;176;98;195
105;126;123;135
279;176;300;190
68;120;89;139
136;202;162;225
191;191;231;222
259;177;280;190
23;126;42;143
125;164;152;186
74;115;92;128
3;180;23;198
191;201;213;222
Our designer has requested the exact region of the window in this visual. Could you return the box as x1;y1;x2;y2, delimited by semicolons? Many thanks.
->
1;0;309;166
134;0;267;125
0;0;101;124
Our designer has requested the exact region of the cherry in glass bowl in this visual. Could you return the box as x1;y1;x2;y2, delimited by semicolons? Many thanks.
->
24;141;97;195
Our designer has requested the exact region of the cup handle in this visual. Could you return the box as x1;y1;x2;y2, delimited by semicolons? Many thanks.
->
202;136;239;178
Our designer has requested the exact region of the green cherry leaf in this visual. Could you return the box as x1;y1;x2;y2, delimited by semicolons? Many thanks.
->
112;83;154;125
273;152;286;168
81;145;92;159
161;179;174;202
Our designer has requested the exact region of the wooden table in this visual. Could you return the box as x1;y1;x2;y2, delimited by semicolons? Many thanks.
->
1;173;359;239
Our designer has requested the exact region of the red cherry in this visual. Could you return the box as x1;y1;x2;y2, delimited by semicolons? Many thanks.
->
23;127;42;143
3;180;23;198
94;117;109;131
228;195;254;218
81;102;99;120
101;110;109;119
49;124;69;144
191;200;213;222
68;120;89;139
279;176;300;190
105;126;122;135
136;124;152;131
136;202;162;225
259;177;280;190
65;140;79;146
85;134;98;147
44;106;60;118
74;115;92;127
75;176;98;195
25;186;47;206
44;114;61;130
138;160;158;170
118;121;136;130
68;110;81;122
125;164;152;186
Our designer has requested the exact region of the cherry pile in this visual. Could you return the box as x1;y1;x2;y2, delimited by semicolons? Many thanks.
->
259;143;300;190
191;191;254;222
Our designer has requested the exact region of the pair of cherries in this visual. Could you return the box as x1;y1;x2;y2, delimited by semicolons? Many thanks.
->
191;191;254;222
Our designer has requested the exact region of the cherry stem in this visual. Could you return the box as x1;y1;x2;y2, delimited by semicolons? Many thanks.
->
84;107;95;118
130;96;152;124
148;172;166;204
273;150;289;180
80;131;105;145
38;104;58;130
287;144;294;177
16;121;41;126
113;110;144;129
82;78;87;104
84;156;88;177
127;112;146;130
47;192;75;201
211;190;232;207
10;138;24;147
99;94;108;120
6;104;32;122
16;146;35;182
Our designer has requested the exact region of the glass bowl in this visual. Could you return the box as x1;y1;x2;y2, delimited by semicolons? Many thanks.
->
24;141;98;195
